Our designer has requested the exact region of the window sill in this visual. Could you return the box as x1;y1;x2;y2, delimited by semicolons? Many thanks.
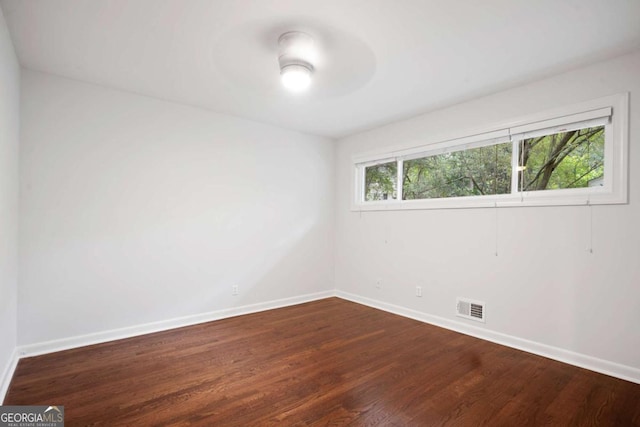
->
351;189;627;211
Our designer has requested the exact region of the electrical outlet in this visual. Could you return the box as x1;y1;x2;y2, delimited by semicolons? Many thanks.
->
376;279;382;290
416;286;422;297
232;285;239;296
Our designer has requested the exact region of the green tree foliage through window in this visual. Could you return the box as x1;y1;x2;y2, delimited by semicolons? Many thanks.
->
362;125;606;203
518;126;604;191
365;161;397;201
403;142;512;200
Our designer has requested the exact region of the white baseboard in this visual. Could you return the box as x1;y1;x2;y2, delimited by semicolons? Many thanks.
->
18;290;334;358
0;347;19;404
336;291;640;385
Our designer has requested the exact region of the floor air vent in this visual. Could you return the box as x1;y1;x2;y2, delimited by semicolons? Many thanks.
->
456;298;485;323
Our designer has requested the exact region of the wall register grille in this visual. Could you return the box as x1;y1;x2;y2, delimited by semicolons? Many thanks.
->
456;298;485;323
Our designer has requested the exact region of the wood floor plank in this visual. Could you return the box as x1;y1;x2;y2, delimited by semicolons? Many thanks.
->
4;298;640;426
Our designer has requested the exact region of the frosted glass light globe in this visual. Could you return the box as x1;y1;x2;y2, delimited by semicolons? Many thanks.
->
280;64;312;92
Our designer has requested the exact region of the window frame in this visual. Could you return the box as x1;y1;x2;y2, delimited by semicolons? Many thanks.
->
352;93;628;211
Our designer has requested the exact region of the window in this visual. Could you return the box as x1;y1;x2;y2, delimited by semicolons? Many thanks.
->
403;141;512;200
517;126;604;192
364;161;397;201
353;94;628;210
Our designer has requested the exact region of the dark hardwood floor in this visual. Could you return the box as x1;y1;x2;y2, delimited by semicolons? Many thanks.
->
5;298;640;426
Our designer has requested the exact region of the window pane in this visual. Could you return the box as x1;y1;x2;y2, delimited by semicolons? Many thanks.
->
518;126;604;191
403;142;512;200
365;161;397;201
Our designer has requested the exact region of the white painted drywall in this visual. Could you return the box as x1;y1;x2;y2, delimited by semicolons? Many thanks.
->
18;71;334;345
0;6;19;393
335;51;640;372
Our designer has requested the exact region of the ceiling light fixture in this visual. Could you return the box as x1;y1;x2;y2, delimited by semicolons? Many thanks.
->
278;31;314;92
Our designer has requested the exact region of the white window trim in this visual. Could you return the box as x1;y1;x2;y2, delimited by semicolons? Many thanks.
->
352;93;629;211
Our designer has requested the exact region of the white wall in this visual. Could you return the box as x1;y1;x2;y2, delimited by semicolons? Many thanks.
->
19;70;334;346
0;6;19;396
335;51;640;378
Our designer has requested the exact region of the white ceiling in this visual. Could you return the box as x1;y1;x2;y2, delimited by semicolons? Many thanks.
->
2;0;640;138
